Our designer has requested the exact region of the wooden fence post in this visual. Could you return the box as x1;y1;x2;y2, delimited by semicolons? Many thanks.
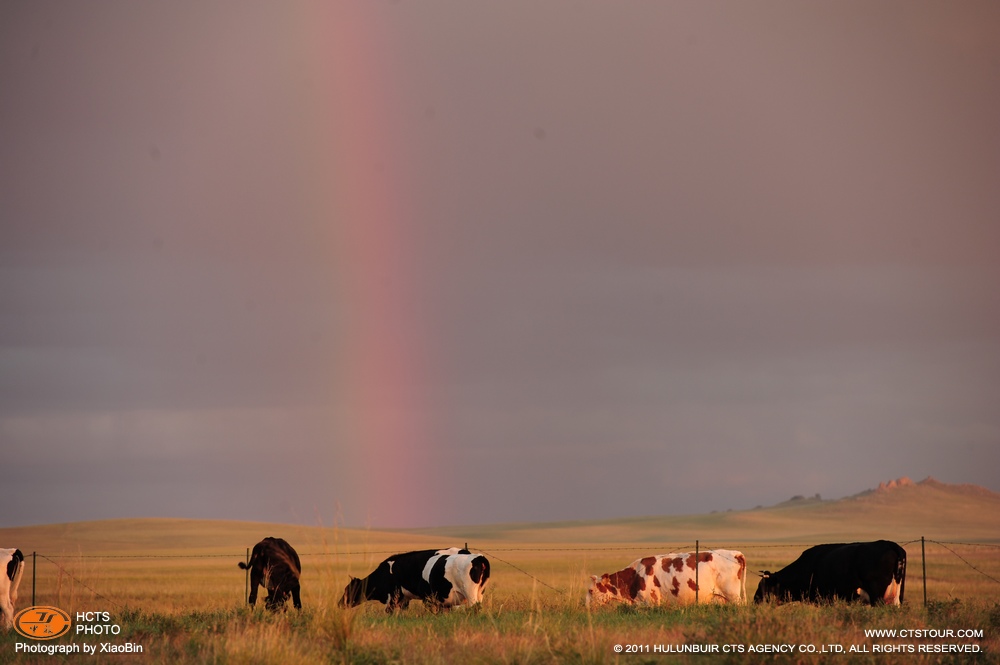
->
921;536;927;608
245;547;250;605
32;551;36;607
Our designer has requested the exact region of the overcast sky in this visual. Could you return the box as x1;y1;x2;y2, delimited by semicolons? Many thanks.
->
2;1;998;529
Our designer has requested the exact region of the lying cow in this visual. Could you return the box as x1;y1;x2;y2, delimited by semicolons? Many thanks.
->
238;537;302;611
1;548;24;629
754;540;906;606
340;547;490;612
587;550;747;606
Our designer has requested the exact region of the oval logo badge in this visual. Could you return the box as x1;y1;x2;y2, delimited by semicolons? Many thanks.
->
13;606;72;640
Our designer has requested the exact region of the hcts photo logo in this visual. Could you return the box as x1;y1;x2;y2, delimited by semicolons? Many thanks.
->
12;606;72;640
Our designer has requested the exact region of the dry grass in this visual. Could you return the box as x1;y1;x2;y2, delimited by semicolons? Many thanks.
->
4;588;997;664
1;494;998;663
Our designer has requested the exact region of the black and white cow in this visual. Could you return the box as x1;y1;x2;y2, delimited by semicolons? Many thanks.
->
1;548;24;629
340;547;490;613
754;540;906;606
238;537;302;611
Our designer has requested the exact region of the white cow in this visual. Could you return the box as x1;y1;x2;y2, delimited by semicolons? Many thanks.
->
588;549;747;606
1;548;24;629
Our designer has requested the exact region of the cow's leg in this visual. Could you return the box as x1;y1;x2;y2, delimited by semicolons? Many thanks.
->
881;577;902;605
0;597;13;629
385;599;408;613
386;591;411;613
292;585;302;610
248;570;262;606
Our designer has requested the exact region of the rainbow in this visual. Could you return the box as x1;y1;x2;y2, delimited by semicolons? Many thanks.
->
303;5;434;528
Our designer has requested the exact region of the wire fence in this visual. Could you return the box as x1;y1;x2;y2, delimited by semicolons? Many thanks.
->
21;536;1000;613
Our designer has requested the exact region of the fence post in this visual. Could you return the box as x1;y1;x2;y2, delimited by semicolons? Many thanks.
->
921;537;927;608
32;551;36;607
695;540;699;605
244;547;250;604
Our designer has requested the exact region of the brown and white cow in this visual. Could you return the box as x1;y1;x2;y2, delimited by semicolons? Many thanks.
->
587;550;746;607
1;548;24;629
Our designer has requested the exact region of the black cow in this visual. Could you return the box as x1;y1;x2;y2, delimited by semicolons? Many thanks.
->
754;540;906;606
340;547;490;613
238;537;302;611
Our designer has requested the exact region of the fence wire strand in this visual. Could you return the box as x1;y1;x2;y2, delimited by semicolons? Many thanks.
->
475;549;569;596
928;540;1000;586
36;554;123;610
26;536;1000;609
57;541;939;559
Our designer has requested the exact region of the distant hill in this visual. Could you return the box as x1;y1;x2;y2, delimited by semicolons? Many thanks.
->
770;476;1000;507
0;517;452;560
402;476;1000;544
1;478;997;555
847;475;1000;501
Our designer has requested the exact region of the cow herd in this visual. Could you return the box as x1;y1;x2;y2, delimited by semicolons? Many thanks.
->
235;537;907;614
0;538;907;628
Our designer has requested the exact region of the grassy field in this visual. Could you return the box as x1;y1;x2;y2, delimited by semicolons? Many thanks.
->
1;482;998;663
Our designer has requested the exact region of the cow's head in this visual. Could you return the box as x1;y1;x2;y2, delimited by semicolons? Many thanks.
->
260;567;297;612
586;575;620;607
339;576;367;608
752;571;776;604
265;588;291;611
586;568;640;607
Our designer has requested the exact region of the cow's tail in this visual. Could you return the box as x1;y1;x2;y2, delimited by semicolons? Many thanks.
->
238;547;262;571
238;553;258;571
8;550;24;607
737;552;747;604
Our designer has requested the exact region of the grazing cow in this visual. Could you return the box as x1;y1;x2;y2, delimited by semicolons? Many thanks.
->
1;548;24;629
340;547;490;613
754;540;906;606
587;550;747;607
238;537;302;611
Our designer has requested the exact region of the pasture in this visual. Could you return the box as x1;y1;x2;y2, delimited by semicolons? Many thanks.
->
2;491;999;664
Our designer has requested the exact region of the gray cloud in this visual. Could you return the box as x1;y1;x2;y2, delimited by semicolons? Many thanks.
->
1;1;998;528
